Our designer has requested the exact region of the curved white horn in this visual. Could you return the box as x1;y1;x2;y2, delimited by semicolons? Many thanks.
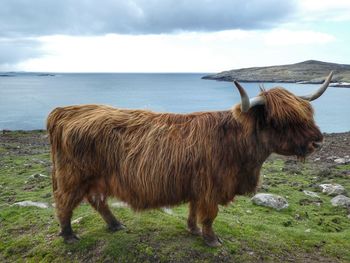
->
233;80;266;112
299;71;333;101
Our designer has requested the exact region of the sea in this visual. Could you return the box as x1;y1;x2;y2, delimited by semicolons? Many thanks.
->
0;73;349;132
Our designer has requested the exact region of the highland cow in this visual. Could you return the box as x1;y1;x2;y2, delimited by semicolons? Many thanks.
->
47;72;333;247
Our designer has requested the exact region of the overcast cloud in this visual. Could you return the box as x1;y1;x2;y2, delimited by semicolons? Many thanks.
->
0;0;297;36
1;0;348;72
0;38;43;70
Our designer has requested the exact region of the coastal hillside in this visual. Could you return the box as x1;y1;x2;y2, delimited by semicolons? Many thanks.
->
202;60;350;86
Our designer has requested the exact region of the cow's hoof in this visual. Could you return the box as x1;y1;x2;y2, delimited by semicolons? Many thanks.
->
108;223;126;232
61;233;80;244
204;235;223;247
188;227;202;236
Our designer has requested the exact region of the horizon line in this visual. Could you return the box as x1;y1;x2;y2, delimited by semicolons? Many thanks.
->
0;71;212;74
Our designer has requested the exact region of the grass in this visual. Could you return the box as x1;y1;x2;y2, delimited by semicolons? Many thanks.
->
0;131;349;262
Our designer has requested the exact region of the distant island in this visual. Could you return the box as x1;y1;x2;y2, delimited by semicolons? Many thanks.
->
202;60;350;87
0;72;55;77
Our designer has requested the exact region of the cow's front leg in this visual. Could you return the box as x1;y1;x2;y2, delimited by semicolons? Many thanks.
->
198;202;222;247
187;201;201;235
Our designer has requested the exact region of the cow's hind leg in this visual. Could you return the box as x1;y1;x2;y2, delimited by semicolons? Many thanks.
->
187;201;201;235
198;201;222;247
87;195;125;232
55;190;85;243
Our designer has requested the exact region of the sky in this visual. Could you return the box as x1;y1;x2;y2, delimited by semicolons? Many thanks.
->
0;0;349;73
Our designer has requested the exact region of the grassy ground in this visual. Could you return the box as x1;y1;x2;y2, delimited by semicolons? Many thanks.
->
0;130;349;262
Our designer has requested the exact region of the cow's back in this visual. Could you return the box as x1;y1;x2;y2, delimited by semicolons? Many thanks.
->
47;105;232;210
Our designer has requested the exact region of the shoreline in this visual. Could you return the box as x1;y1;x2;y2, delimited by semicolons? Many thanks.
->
201;77;350;88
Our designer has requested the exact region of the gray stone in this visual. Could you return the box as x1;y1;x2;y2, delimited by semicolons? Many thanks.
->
330;195;350;208
303;190;320;198
334;158;350;165
13;200;49;209
319;184;346;196
111;201;128;208
251;193;289;210
72;217;84;224
326;156;338;160
161;207;173;215
30;173;48;179
26;173;48;184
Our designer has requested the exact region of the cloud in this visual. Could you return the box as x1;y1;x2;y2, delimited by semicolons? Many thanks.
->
18;31;254;72
17;29;339;73
298;0;350;21
0;0;297;36
0;38;43;70
264;29;336;46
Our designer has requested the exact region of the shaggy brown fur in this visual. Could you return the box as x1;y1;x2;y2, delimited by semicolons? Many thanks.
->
47;87;323;247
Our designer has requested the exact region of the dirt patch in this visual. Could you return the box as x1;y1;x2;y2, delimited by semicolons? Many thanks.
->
0;130;49;158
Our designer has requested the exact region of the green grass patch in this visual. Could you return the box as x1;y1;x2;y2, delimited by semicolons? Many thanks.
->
0;131;349;262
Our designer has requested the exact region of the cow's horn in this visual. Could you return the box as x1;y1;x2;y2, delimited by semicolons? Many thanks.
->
233;80;266;112
299;71;333;101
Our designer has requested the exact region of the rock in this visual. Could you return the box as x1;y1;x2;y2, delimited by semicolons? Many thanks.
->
72;217;84;224
330;195;350;208
13;200;49;209
161;207;173;215
319;184;346;196
111;201;128;208
30;173;48;179
326;156;338;160
303;190;320;198
334;158;350;165
251;193;289;210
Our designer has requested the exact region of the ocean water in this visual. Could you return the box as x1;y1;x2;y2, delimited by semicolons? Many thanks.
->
0;73;349;132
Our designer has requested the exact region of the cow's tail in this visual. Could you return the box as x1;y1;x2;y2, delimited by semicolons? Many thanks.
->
47;107;64;193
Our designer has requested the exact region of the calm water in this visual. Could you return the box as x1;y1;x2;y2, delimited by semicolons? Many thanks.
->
0;73;349;132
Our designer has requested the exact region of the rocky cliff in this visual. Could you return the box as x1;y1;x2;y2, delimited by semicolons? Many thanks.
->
202;60;350;87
